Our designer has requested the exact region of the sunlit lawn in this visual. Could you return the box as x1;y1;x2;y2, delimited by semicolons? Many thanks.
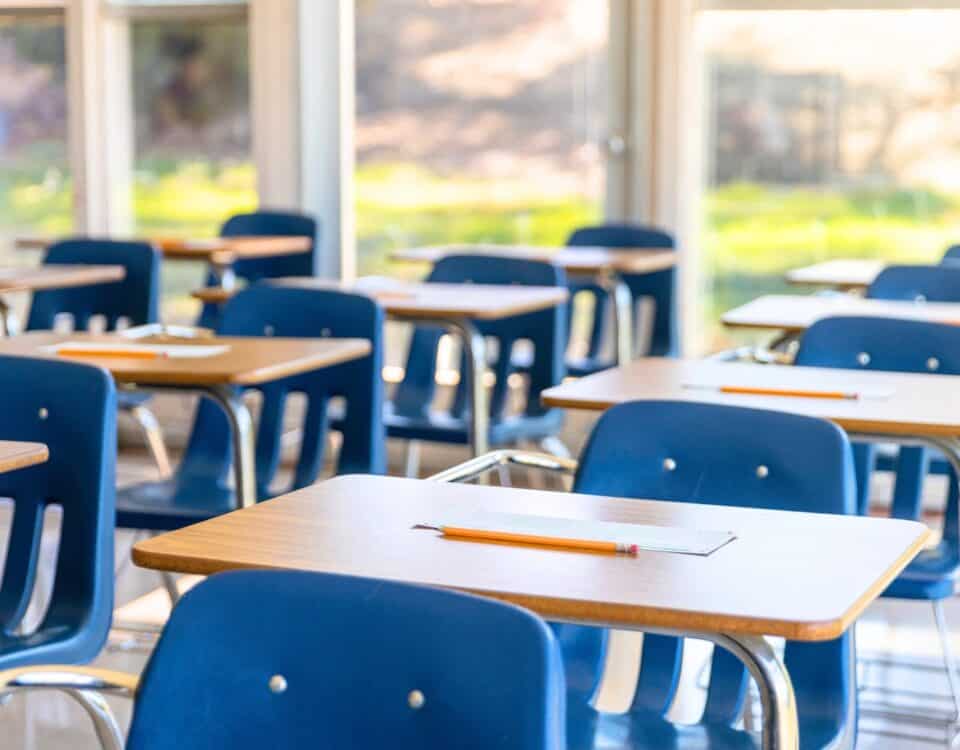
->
4;160;960;349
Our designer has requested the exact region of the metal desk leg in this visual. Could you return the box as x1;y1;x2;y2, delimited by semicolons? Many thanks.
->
210;260;237;290
66;689;124;750
711;633;799;750
205;384;257;508
0;295;10;337
606;274;633;366
447;320;489;458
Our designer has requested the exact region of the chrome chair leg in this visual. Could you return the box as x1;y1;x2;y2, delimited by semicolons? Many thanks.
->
934;600;960;723
126;404;172;479
65;689;124;750
160;571;180;606
404;440;422;478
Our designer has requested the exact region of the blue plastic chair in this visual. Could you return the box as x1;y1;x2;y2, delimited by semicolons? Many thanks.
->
863;265;960;491
25;238;170;476
559;400;856;750
118;284;385;531
197;210;318;329
0;570;565;750
387;255;567;451
796;316;960;718
942;244;960;264
565;224;678;375
126;571;564;749
0;355;116;669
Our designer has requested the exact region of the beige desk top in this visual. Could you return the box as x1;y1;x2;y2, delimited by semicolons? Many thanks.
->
542;358;960;438
132;474;928;641
191;277;569;321
0;331;370;387
0;265;125;293
721;294;960;332
16;236;311;266
0;441;48;474
784;259;885;289
393;244;677;275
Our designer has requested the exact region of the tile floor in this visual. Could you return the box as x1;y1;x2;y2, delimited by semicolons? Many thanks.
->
2;405;957;748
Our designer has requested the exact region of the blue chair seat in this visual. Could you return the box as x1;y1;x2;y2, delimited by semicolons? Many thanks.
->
116;479;237;531
384;405;564;446
882;545;958;601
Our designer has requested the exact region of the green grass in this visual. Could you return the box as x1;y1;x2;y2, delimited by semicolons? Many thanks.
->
4;158;960;347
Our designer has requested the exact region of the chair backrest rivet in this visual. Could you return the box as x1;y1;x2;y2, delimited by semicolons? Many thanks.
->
38;407;48;420
321;327;331;337
264;324;275;336
756;465;769;478
928;357;941;371
268;674;288;694
408;689;425;710
915;294;927;303
857;352;871;366
663;457;676;472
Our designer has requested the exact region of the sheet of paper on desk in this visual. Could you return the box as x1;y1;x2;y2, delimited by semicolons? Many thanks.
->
430;510;736;556
47;342;230;359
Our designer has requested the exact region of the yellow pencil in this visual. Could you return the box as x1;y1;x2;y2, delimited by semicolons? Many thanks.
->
417;524;638;555
57;347;166;360
718;385;857;400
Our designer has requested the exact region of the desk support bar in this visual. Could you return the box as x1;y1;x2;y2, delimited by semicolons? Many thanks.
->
428;449;578;484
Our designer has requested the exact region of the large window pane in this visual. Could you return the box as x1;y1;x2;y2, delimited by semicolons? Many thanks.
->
355;0;609;277
700;10;960;351
131;11;254;318
0;11;69;256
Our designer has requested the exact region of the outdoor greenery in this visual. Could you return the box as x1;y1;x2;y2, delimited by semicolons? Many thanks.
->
4;159;960;346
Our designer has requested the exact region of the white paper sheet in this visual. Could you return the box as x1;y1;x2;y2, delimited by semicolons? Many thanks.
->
425;510;736;557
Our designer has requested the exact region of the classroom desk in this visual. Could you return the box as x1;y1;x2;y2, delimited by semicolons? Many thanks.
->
0;265;126;336
194;277;570;457
0;331;370;508
16;235;311;290
393;244;677;366
0;441;48;474
132;473;930;750
721;294;960;334
785;259;886;290
543;356;960;510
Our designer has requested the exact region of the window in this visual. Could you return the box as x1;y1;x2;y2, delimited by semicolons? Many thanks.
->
0;10;69;258
355;0;610;277
699;8;960;349
126;5;254;318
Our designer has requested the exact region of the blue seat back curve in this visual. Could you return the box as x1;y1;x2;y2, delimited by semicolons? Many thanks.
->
796;315;960;541
566;224;678;360
0;356;115;668
197;211;318;328
26;239;160;331
942;244;960;264
177;284;385;504
391;254;566;430
867;264;960;303
126;570;565;750
562;400;856;744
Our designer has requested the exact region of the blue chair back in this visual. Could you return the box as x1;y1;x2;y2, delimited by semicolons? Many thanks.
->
797;316;960;529
562;400;855;744
126;570;565;750
391;255;566;429
219;210;318;280
26;239;160;331
566;224;678;361
942;245;960;264
197;211;318;328
0;356;115;668
177;284;385;504
867;264;960;303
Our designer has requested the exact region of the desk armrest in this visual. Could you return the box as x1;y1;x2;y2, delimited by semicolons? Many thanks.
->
0;666;139;697
428;449;578;484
